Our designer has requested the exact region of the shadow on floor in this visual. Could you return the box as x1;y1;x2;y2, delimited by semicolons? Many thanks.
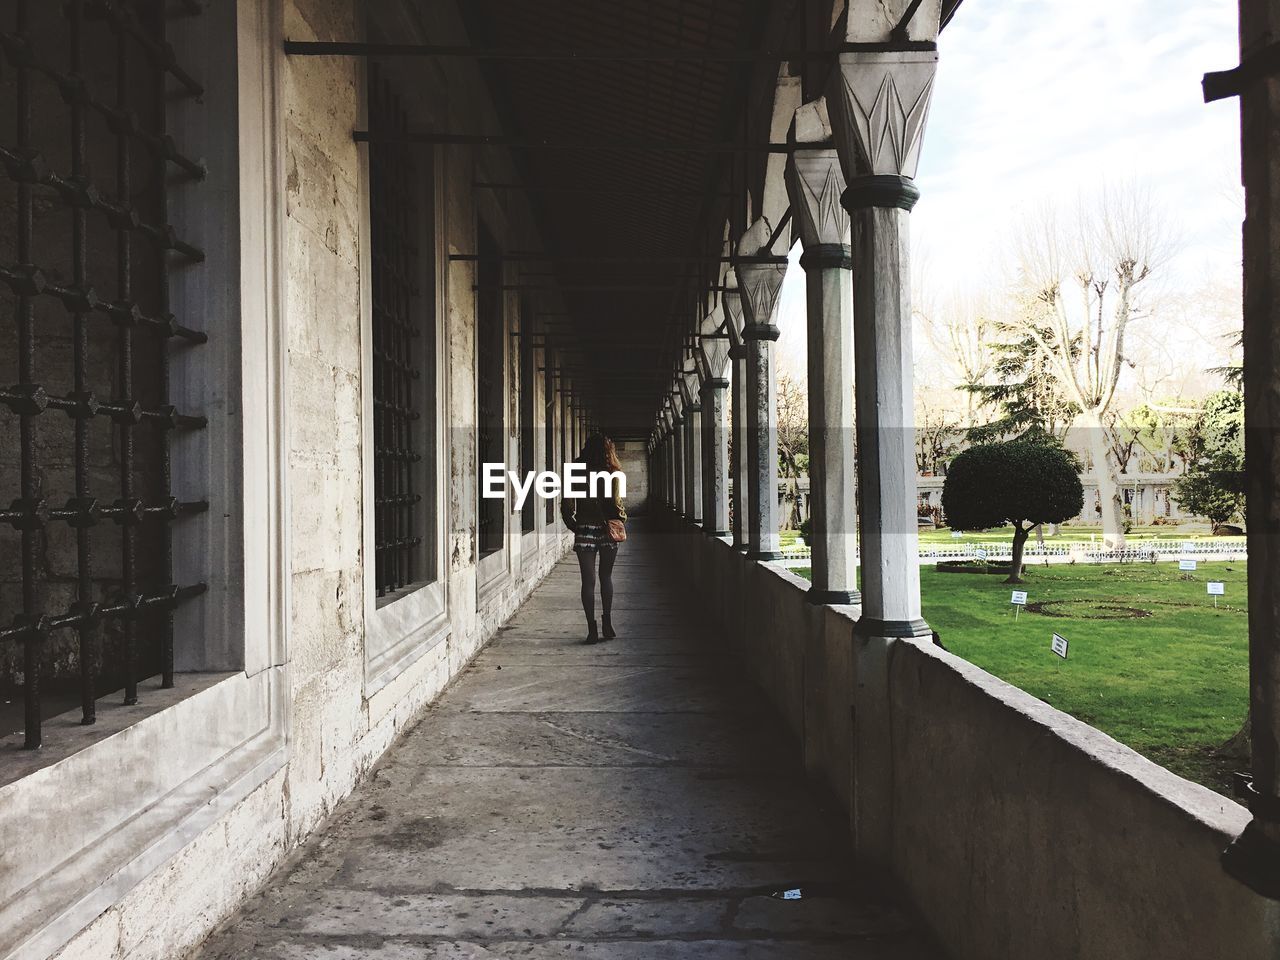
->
191;526;944;959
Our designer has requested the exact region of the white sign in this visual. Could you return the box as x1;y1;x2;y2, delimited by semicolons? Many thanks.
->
975;548;988;560
951;531;964;539
1051;634;1069;659
1011;590;1028;606
1207;581;1225;596
1179;559;1198;572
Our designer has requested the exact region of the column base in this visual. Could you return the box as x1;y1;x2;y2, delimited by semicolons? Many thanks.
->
747;550;783;562
734;542;750;554
854;616;931;639
1222;819;1280;901
807;588;861;606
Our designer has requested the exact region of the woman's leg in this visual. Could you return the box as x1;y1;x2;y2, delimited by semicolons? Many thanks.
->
576;549;597;624
598;547;617;636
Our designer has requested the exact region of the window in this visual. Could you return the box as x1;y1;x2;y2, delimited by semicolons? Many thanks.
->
519;298;536;534
476;223;504;557
0;0;209;749
368;62;436;601
545;358;556;526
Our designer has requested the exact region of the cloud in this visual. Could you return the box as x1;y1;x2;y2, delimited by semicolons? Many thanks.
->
914;0;1242;289
775;0;1243;401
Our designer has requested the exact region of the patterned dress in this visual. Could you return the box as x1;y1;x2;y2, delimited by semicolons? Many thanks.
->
562;487;627;554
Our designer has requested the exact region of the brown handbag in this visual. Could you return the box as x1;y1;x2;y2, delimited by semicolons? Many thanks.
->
601;493;626;542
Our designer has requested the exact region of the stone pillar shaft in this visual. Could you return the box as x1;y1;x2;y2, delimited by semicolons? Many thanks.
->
702;383;730;536
673;416;686;517
849;201;926;635
736;240;787;563
1222;0;1280;897
744;329;781;559
802;245;859;603
685;401;703;523
664;433;675;508
730;351;750;551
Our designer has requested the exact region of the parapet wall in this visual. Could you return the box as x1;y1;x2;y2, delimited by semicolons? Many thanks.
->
657;509;1280;960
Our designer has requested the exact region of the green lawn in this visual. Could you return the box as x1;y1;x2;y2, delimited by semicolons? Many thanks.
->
795;561;1249;794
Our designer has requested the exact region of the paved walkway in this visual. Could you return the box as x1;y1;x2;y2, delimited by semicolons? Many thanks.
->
193;526;942;959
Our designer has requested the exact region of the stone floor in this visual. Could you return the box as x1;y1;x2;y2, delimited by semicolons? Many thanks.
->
192;527;944;959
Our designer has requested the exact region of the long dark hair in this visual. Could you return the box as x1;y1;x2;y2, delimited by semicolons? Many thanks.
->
582;433;622;474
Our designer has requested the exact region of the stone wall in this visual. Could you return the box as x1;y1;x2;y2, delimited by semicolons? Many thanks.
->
615;443;650;515
658;508;1280;960
10;0;580;957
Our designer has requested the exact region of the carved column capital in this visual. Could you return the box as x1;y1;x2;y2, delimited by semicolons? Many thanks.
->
786;98;850;250
827;50;938;185
733;217;787;334
697;305;732;381
722;287;746;351
681;365;703;413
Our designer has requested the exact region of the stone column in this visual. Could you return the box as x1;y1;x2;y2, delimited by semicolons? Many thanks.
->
1221;0;1280;897
827;24;939;879
665;407;675;512
735;220;787;561
724;290;751;553
666;405;678;511
698;382;729;536
699;309;732;537
681;367;704;525
786;98;859;605
829;48;936;638
672;390;687;519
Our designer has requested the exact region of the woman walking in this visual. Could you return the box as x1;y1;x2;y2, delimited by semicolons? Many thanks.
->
561;434;627;644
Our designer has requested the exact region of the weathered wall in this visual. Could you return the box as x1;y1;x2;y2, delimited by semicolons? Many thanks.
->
887;641;1280;959
615;442;650;515
656;506;1280;960
32;0;573;957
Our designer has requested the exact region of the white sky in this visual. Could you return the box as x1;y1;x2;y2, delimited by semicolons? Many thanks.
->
776;0;1244;402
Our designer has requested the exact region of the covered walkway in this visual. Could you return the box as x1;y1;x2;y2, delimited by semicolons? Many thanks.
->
191;526;940;959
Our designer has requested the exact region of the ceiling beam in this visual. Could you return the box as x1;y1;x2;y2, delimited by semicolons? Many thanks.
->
285;40;932;62
353;131;792;153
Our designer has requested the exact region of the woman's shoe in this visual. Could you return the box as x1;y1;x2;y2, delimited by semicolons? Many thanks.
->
583;620;600;645
602;615;616;640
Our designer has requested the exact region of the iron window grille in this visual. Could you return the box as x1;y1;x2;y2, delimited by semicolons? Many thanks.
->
476;223;504;557
0;0;209;750
369;62;436;600
519;297;535;534
544;358;556;526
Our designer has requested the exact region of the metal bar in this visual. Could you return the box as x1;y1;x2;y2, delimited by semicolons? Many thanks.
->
474;181;731;198
891;0;927;43
15;0;40;749
0;34;207;179
112;0;131;724
369;64;425;595
285;39;933;61
448;253;786;264
288;40;825;61
70;0;102;719
2;0;208;728
154;0;174;692
0;584;210;645
354;131;791;153
1204;40;1280;103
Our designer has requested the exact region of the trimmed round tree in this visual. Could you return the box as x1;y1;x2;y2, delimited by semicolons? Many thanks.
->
942;441;1084;584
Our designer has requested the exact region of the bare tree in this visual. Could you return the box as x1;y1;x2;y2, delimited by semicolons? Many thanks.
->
776;371;808;529
915;392;960;474
1010;187;1173;548
917;289;996;429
